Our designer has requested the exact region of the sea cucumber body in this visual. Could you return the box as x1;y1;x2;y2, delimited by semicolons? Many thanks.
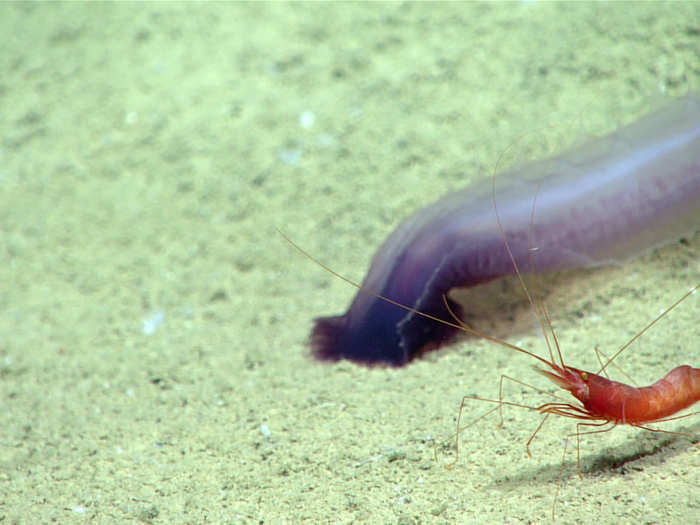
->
312;96;700;366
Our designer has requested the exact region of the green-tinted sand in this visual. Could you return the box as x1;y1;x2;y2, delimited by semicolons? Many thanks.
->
1;2;698;523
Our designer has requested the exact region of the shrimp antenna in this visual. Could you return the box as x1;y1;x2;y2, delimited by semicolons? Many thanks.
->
490;142;565;373
597;283;699;375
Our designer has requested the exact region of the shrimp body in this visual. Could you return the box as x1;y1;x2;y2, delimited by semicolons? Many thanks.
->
536;364;700;425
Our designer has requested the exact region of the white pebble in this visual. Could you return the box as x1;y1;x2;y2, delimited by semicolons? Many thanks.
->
142;310;165;335
299;110;315;128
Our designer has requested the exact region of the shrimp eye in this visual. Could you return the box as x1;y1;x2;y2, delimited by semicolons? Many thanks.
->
581;372;588;380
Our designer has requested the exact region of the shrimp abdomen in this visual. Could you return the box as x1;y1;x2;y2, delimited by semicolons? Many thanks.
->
639;365;700;422
585;365;700;424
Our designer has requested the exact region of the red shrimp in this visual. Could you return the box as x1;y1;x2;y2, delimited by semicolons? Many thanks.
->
444;279;699;518
534;348;700;430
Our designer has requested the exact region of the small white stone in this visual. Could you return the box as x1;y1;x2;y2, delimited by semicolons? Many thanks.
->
299;110;315;128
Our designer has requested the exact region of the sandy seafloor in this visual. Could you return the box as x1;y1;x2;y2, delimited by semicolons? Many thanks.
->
1;2;699;524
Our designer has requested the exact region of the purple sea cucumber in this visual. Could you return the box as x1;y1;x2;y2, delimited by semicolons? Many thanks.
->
312;95;700;366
